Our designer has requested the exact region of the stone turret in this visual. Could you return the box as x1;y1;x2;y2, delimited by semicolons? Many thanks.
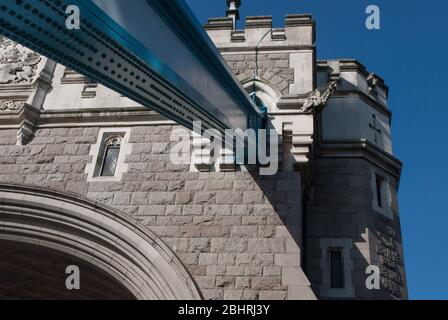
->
226;0;241;29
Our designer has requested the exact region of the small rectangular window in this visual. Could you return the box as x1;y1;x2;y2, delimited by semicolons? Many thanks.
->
375;174;384;208
330;249;344;289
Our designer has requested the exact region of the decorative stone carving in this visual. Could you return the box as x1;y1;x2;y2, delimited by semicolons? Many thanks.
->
301;80;338;112
0;37;41;84
367;72;379;94
0;100;25;111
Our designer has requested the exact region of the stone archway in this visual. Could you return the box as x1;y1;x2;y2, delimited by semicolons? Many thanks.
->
0;184;202;300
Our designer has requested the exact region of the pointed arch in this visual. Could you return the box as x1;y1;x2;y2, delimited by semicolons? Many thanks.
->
241;77;281;113
0;183;202;300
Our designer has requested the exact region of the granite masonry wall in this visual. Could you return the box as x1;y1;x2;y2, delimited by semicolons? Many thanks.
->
0;124;314;300
223;53;294;95
305;157;407;299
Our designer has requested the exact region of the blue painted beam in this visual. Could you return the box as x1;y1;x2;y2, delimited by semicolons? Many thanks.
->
0;0;265;135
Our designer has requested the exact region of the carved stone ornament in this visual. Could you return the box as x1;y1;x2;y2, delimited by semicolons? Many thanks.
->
0;100;25;111
0;36;42;85
301;80;339;113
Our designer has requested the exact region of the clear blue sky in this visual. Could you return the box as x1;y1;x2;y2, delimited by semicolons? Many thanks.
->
186;0;448;300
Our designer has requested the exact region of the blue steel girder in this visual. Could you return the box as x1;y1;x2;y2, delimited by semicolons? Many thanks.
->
0;0;265;137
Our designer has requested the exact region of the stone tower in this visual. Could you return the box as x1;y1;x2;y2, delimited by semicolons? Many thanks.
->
204;2;407;299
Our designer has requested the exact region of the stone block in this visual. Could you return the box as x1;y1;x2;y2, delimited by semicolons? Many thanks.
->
230;226;258;238
199;253;218;265
226;266;245;276
216;192;243;204
141;181;168;191
204;204;232;216
202;289;223;300
244;266;263;276
243;191;265;204
274;254;300;266
248;238;286;253
201;226;231;238
195;276;216;289
281;267;311;286
258;226;275;238
211;239;247;253
235;253;256;266
185;180;205;191
165;205;182;216
287;285;316;300
189;239;211;253
217;253;236;266
179;226;202;238
175;192;193;204
113;193;131;205
223;290;243;300
206;266;227;276
216;276;235;288
263;266;282;276
232;204;254;216
130;192;149;205
251;276;283;290
258;290;286;300
235;277;251;289
148;192;175;205
182;205;203;215
205;180;233;191
194;191;216;204
256;254;274;266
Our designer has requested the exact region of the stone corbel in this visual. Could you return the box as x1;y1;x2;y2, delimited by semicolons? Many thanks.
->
191;132;214;172
81;82;98;98
218;147;236;172
282;122;313;169
16;103;40;145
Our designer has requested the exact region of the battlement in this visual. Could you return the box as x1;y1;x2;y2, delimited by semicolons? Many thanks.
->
204;14;315;47
317;59;389;108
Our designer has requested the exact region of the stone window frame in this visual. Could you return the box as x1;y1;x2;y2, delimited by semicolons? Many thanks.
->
85;127;132;182
370;167;394;219
319;238;354;298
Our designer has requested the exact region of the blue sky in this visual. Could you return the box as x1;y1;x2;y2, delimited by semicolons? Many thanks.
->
186;0;448;300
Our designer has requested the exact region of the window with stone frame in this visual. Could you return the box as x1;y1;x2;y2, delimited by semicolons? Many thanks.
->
375;173;385;208
329;248;344;289
319;238;354;298
370;168;394;219
85;128;132;182
99;135;122;177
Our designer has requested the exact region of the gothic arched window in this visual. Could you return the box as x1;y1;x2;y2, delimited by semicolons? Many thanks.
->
100;136;122;177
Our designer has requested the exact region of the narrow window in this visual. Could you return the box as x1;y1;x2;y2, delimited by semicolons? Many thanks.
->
100;136;122;177
330;249;344;289
375;174;384;208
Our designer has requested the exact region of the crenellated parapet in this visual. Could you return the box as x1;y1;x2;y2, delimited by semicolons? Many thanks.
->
204;14;314;47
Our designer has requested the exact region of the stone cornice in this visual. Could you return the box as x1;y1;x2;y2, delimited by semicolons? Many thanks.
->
0;107;174;128
333;90;391;117
317;139;402;184
217;44;315;53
